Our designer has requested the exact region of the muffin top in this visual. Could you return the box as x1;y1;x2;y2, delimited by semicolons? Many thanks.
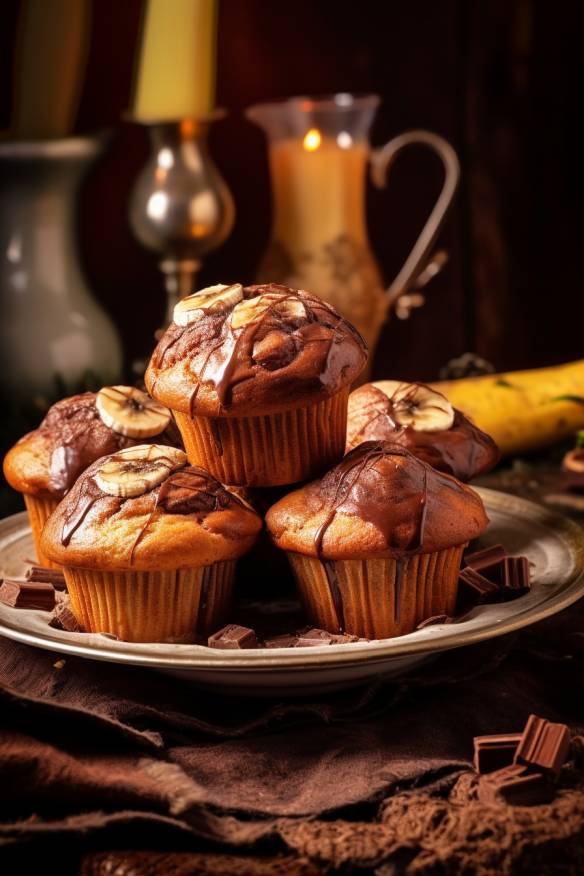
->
266;441;488;560
41;444;262;571
3;387;182;499
145;283;368;417
346;381;499;481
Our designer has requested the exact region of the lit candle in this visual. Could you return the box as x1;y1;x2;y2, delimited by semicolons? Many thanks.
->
133;0;217;121
269;130;369;256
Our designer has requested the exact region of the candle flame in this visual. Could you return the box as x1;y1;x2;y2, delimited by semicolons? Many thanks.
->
303;128;321;152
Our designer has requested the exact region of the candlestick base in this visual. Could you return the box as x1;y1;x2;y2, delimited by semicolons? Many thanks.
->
158;257;201;336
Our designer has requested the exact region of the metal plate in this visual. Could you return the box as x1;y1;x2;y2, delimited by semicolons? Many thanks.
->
1;488;583;694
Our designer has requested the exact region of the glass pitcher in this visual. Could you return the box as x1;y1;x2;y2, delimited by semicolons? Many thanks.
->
247;93;459;366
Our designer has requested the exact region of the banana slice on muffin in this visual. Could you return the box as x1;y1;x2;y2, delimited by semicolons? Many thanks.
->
96;386;171;438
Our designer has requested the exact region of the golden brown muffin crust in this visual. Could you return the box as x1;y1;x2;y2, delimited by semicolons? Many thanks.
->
3;392;181;499
266;441;488;560
346;382;499;481
41;455;262;571
145;283;367;417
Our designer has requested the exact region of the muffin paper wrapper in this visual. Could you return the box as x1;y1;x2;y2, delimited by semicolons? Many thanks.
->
288;546;466;639
24;494;61;569
175;387;349;486
64;561;235;643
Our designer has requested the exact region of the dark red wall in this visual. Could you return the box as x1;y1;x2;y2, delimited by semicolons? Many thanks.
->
1;0;581;381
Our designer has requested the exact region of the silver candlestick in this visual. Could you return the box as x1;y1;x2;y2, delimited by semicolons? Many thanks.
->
129;113;235;331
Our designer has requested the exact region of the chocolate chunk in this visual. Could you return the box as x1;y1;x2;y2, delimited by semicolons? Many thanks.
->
26;565;67;591
473;733;522;774
49;602;82;632
501;556;531;596
207;624;258;649
514;714;570;777
458;567;501;605
417;614;455;629
464;544;507;574
295;627;334;646
0;579;56;611
478;763;553;805
263;634;299;648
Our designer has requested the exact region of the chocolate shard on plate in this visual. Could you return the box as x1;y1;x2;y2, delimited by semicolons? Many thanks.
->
207;624;258;649
0;579;56;611
514;714;571;777
416;614;455;629
292;627;364;646
26;565;67;591
473;733;522;774
458;567;501;605
501;556;531;596
49;602;82;632
295;627;334;646
263;634;299;649
464;544;507;575
478;763;553;805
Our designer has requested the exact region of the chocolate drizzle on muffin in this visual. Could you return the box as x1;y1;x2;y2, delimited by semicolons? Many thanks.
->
346;382;499;482
146;283;367;417
60;450;249;561
4;390;181;500
266;441;488;560
314;443;431;558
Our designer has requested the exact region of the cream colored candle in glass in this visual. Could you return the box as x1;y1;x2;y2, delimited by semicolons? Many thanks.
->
270;129;370;266
133;0;217;121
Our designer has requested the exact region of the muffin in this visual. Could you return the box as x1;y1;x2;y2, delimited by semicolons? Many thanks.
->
41;444;262;642
346;380;499;481
3;386;181;567
266;441;488;639
145;282;367;486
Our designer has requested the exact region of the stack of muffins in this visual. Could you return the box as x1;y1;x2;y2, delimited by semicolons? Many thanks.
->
4;282;498;644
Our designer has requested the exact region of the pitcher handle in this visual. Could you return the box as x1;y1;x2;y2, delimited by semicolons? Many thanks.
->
369;129;460;309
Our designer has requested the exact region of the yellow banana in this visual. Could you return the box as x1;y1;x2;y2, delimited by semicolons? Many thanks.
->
432;359;584;456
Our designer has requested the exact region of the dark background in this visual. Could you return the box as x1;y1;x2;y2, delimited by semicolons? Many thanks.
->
1;0;581;381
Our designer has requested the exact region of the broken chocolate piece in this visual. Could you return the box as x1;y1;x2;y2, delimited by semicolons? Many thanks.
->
501;556;531;597
295;628;334;646
514;714;570;777
464;544;507;575
416;614;455;629
0;579;56;611
207;624;258;649
49;602;82;632
458;567;501;605
263;634;299;649
26;565;67;591
473;733;522;774
478;763;553;805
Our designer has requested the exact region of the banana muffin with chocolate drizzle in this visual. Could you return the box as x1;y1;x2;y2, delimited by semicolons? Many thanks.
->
346;380;499;481
145;283;368;486
266;442;488;639
41;444;262;642
3;386;181;567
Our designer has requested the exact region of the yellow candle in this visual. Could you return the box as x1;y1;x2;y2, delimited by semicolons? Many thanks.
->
133;0;217;121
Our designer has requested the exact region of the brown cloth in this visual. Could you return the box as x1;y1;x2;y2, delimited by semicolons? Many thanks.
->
1;596;584;875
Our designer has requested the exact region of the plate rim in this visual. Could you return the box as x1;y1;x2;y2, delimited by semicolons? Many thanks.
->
1;487;583;672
